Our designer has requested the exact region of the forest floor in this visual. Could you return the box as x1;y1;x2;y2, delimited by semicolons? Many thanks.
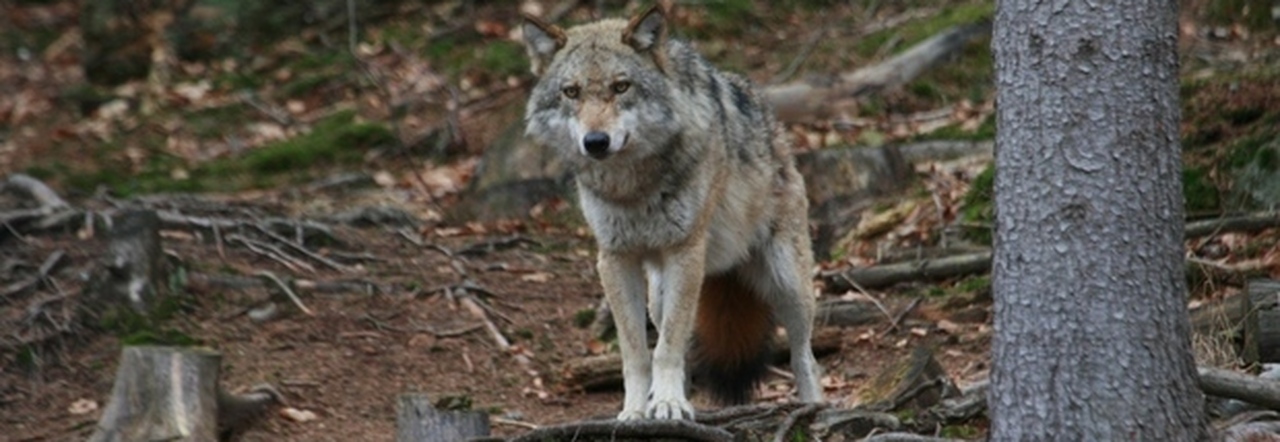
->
2;0;1279;441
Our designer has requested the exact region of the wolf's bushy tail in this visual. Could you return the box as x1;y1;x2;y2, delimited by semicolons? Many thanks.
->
693;273;773;405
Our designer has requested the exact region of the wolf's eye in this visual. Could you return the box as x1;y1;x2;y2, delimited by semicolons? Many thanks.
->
611;81;631;94
562;85;580;99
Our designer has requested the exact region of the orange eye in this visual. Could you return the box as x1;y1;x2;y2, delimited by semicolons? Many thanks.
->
611;81;631;94
562;85;580;99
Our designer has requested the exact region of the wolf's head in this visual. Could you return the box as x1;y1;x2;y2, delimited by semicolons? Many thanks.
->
521;6;679;162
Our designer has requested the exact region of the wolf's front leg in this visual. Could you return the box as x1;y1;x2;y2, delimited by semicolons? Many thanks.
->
646;238;706;420
597;252;652;421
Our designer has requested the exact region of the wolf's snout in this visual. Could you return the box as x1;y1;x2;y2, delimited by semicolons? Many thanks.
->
583;131;611;159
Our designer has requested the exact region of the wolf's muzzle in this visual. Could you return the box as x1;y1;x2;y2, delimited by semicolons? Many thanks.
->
583;131;612;159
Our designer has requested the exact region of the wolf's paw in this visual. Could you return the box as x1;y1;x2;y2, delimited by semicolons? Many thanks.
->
646;397;694;420
616;408;646;421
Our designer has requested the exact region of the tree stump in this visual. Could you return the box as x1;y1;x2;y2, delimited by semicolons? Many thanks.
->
1248;280;1280;363
86;210;169;317
89;346;222;442
396;393;491;442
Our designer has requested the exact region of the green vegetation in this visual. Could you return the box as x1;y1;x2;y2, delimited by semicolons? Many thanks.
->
1182;167;1220;214
98;291;200;347
855;3;994;58
959;163;995;245
42;110;393;196
573;309;596;329
427;37;528;79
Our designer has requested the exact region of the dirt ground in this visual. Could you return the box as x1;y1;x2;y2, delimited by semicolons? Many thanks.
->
0;190;993;441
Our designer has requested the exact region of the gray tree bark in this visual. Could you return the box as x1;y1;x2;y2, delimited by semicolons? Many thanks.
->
988;0;1207;440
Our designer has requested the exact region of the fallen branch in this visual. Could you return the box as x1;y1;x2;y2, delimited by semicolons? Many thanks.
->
255;271;314;316
822;252;992;291
1;249;65;300
1200;366;1280;411
5;173;70;211
1186;212;1280;238
764;20;992;122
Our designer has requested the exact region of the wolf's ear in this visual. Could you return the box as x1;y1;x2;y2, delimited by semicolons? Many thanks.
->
522;14;567;76
622;5;667;53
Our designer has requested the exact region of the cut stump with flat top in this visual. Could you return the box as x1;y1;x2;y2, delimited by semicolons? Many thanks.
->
89;346;222;442
396;393;491;442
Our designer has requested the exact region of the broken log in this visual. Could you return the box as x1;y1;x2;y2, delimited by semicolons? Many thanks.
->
822;252;993;291
89;346;222;442
396;393;491;442
763;20;992;123
1185;212;1280;238
1200;366;1280;411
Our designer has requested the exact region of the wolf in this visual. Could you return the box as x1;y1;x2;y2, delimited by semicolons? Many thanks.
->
521;5;823;420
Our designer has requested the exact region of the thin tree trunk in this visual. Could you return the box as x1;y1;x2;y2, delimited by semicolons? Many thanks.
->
988;0;1207;439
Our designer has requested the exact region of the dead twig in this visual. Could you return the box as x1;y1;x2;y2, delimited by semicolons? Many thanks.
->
881;297;923;335
228;234;315;273
255;270;314;316
2;250;66;300
251;224;351;272
5;173;70;211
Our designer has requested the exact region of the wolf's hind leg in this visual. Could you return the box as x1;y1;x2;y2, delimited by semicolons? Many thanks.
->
740;235;823;403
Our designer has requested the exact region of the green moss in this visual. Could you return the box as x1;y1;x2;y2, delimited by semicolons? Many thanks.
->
99;294;200;347
856;2;994;58
1226;133;1278;170
941;424;982;438
1182;167;1221;213
434;394;473;411
573;309;596;329
954;275;990;294
240;110;393;175
959;163;995;244
479;41;529;77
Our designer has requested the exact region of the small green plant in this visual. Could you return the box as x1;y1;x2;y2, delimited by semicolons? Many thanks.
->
573;309;596;329
959;163;995;245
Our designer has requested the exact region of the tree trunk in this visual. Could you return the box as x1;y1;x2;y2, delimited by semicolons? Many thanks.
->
89;346;222;442
988;0;1207;439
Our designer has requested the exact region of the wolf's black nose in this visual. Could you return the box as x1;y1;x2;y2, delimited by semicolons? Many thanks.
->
583;132;611;158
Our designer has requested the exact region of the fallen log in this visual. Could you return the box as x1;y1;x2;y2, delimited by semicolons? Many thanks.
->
1185;212;1280;238
822;252;993;291
764;20;992;123
396;393;490;442
1200;366;1280;411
